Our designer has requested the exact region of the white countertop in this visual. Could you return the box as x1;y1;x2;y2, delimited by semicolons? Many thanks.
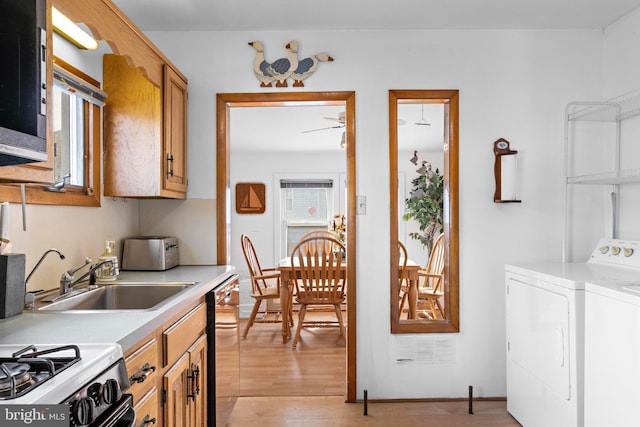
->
0;265;236;352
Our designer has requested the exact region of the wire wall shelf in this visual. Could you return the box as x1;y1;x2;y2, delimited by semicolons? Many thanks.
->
567;88;640;122
567;169;640;185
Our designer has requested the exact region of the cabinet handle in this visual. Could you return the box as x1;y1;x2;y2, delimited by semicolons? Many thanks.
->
186;365;200;402
129;363;156;383
166;153;174;178
194;366;200;396
139;415;157;427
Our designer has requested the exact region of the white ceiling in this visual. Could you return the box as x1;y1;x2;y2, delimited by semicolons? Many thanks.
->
112;0;640;31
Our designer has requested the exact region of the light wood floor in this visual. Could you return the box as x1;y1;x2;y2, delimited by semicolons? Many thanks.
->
222;313;520;426
223;397;521;426
239;311;346;396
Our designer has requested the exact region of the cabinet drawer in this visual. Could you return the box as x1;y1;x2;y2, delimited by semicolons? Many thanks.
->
163;303;206;366
125;338;159;403
134;387;159;427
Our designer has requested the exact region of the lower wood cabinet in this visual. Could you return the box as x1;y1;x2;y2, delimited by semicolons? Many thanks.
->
163;334;207;427
187;336;207;427
126;338;159;406
124;301;208;427
163;352;190;427
134;387;159;427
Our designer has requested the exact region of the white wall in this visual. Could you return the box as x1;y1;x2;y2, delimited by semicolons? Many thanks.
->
9;200;138;292
145;28;605;399
603;8;640;242
603;7;640;98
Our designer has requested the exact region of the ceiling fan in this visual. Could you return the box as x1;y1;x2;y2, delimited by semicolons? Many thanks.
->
301;111;405;134
301;111;346;133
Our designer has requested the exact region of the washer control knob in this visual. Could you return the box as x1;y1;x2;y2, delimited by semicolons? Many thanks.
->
599;246;609;254
624;247;634;257
611;246;621;256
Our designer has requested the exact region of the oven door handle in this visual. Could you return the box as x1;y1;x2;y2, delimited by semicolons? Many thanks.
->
91;394;136;427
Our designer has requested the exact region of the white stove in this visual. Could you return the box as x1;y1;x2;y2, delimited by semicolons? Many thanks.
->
0;343;123;404
505;238;640;427
0;343;134;426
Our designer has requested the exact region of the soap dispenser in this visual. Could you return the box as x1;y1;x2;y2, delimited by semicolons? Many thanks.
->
96;240;119;281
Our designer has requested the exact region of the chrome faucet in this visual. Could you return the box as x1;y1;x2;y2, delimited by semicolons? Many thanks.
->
59;257;91;294
24;248;65;309
59;258;116;295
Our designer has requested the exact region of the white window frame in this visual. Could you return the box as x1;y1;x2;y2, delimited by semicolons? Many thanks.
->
273;173;342;261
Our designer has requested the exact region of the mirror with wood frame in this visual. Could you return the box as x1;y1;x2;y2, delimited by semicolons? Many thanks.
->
389;89;459;333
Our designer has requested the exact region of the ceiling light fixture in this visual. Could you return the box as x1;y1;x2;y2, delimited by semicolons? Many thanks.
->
52;7;98;50
415;103;431;126
340;131;346;149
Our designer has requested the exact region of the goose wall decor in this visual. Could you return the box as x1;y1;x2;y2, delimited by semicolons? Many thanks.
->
248;41;334;87
291;52;334;87
248;41;276;87
266;40;299;87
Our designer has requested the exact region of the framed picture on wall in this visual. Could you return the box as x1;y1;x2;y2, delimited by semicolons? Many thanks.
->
235;182;266;214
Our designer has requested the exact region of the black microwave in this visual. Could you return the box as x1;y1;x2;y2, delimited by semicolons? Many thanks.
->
0;0;48;166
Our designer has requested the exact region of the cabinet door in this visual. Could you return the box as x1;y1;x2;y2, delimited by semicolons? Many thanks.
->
103;54;162;198
163;65;188;195
164;353;190;427
187;335;207;427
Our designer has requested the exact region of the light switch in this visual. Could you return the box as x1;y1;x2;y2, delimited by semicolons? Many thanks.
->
356;195;366;215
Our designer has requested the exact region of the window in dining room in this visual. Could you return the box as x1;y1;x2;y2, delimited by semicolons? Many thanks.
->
278;178;338;257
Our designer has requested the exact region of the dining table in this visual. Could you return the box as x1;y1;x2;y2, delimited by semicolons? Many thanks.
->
275;257;422;343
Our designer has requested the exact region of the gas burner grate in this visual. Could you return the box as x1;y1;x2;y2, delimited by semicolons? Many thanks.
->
0;344;81;400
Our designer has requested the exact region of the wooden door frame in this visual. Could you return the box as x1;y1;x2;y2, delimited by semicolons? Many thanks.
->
216;91;357;402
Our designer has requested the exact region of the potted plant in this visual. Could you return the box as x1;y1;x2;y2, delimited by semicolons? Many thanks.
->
403;161;444;256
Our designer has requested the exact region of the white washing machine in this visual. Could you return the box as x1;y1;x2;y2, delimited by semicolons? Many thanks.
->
584;240;640;427
505;238;640;427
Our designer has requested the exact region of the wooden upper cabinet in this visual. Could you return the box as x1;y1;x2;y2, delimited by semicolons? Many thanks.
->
103;55;188;199
163;65;188;195
52;0;188;199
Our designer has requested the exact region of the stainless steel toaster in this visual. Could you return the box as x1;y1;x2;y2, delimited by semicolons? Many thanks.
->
121;236;179;271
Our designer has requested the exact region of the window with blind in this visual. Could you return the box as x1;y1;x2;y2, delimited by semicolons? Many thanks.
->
52;62;106;189
279;179;334;257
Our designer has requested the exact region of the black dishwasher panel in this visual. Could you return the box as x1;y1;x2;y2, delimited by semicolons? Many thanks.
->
206;275;239;427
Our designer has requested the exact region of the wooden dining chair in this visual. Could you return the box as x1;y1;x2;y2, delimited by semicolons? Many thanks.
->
301;229;334;238
290;235;347;347
417;233;446;320
397;241;410;319
299;229;335;255
240;234;293;339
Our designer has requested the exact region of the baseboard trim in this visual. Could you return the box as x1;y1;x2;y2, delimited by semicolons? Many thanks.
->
351;396;507;403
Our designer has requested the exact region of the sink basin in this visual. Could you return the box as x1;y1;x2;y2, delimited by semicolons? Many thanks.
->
38;282;195;311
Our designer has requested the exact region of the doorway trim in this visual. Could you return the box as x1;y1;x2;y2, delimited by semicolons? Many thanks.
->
216;91;357;402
